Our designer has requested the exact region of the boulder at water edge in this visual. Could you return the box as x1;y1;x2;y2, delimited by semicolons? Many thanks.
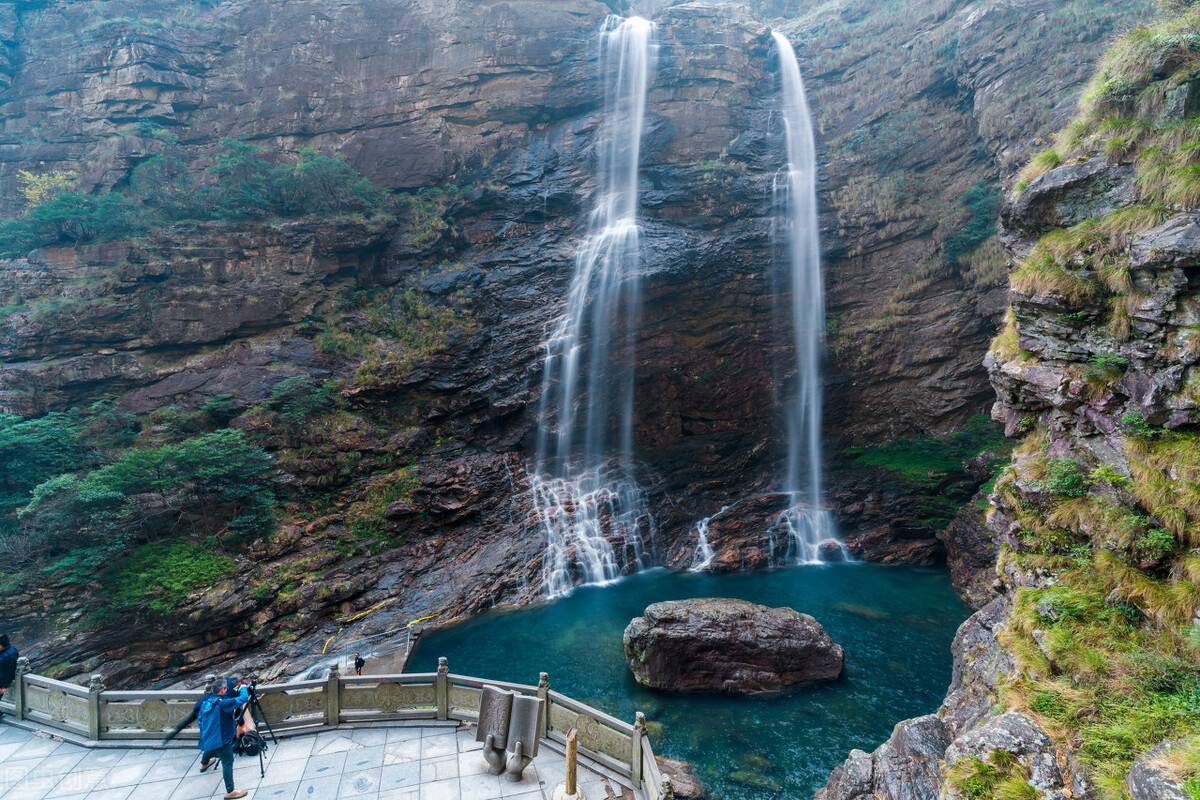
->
622;598;844;694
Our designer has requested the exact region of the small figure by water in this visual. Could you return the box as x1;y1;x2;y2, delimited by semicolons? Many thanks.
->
166;677;251;799
0;633;18;717
354;652;365;676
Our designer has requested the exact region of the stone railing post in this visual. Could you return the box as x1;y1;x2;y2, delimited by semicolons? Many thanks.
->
11;657;28;720
325;663;340;726
536;672;549;739
630;711;646;785
87;674;105;740
660;777;675;800
435;657;449;720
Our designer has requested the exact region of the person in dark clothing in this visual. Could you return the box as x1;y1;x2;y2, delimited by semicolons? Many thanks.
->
0;634;17;717
353;653;364;676
166;677;250;799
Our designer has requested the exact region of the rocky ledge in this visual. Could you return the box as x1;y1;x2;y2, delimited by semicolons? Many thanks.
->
622;598;843;694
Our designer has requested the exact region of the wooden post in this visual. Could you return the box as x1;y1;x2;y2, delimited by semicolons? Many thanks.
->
565;728;578;796
325;663;341;726
11;657;28;721
435;657;449;720
630;711;646;785
87;674;104;741
536;672;550;739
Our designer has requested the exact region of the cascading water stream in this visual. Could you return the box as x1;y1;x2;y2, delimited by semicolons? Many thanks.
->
770;30;845;564
532;16;657;599
688;505;728;572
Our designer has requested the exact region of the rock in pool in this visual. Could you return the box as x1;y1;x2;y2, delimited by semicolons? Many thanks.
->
622;597;844;694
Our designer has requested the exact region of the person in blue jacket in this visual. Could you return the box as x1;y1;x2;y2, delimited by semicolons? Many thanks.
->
167;677;250;799
0;634;18;718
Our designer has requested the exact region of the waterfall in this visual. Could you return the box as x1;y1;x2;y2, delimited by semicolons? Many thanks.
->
532;16;657;598
689;505;729;572
771;30;844;563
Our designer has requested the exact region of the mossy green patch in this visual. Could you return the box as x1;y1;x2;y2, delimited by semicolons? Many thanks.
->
844;415;1008;489
110;542;236;614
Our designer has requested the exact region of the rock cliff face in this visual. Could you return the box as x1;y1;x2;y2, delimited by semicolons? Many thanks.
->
820;6;1200;796
0;0;1154;683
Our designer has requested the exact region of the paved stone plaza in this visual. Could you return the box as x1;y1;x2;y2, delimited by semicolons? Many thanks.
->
0;723;635;800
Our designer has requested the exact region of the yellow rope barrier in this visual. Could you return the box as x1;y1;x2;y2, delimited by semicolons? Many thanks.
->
319;604;442;654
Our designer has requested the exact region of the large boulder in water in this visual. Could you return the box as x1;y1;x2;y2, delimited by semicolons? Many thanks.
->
622;598;844;694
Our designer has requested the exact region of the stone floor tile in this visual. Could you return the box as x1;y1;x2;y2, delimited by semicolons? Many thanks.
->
383;732;419;746
0;731;31;747
2;772;61;800
269;741;314;764
168;773;223;800
496;768;541;798
72;753;123;773
94;762;153;791
418;738;455;761
0;759;40;789
292;775;340;800
0;744;24;764
417;778;458;800
342;747;383;774
312;736;356;757
45;769;108;799
301;753;346;781
376;790;418;800
254;781;299;800
83;786;133;800
259;758;307;788
29;753;85;778
130;779;181;800
457;775;502;800
418;758;456;785
381;742;419;767
455;753;486;779
116;750;161;766
348;732;386;748
10;740;59;761
337;768;381;799
376;763;419;794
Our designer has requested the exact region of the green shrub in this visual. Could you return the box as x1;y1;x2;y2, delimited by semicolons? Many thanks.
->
944;180;1001;264
17;428;275;561
0;142;385;256
1136;527;1177;559
1043;458;1091;498
0;413;85;525
267;376;341;425
1122;410;1161;438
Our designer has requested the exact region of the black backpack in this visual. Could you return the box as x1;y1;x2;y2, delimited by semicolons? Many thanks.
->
236;730;267;757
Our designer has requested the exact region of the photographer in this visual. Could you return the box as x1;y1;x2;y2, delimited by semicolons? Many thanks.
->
166;677;250;800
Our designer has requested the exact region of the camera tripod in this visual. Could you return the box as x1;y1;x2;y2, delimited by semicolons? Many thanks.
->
241;682;279;778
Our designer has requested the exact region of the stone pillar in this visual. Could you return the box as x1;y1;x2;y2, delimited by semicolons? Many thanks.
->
435;657;449;721
536;672;550;739
660;777;675;800
630;711;646;785
87;674;105;741
325;663;341;726
11;657;28;721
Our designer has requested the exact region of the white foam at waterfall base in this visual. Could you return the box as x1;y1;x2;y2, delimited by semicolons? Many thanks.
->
531;15;657;597
772;29;846;563
533;469;654;598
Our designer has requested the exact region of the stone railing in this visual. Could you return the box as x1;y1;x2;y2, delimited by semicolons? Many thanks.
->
0;656;674;799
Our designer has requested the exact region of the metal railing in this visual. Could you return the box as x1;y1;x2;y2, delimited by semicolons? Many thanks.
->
0;656;676;798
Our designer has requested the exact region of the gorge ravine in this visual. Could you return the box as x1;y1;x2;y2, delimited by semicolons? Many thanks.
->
0;2;1164;789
